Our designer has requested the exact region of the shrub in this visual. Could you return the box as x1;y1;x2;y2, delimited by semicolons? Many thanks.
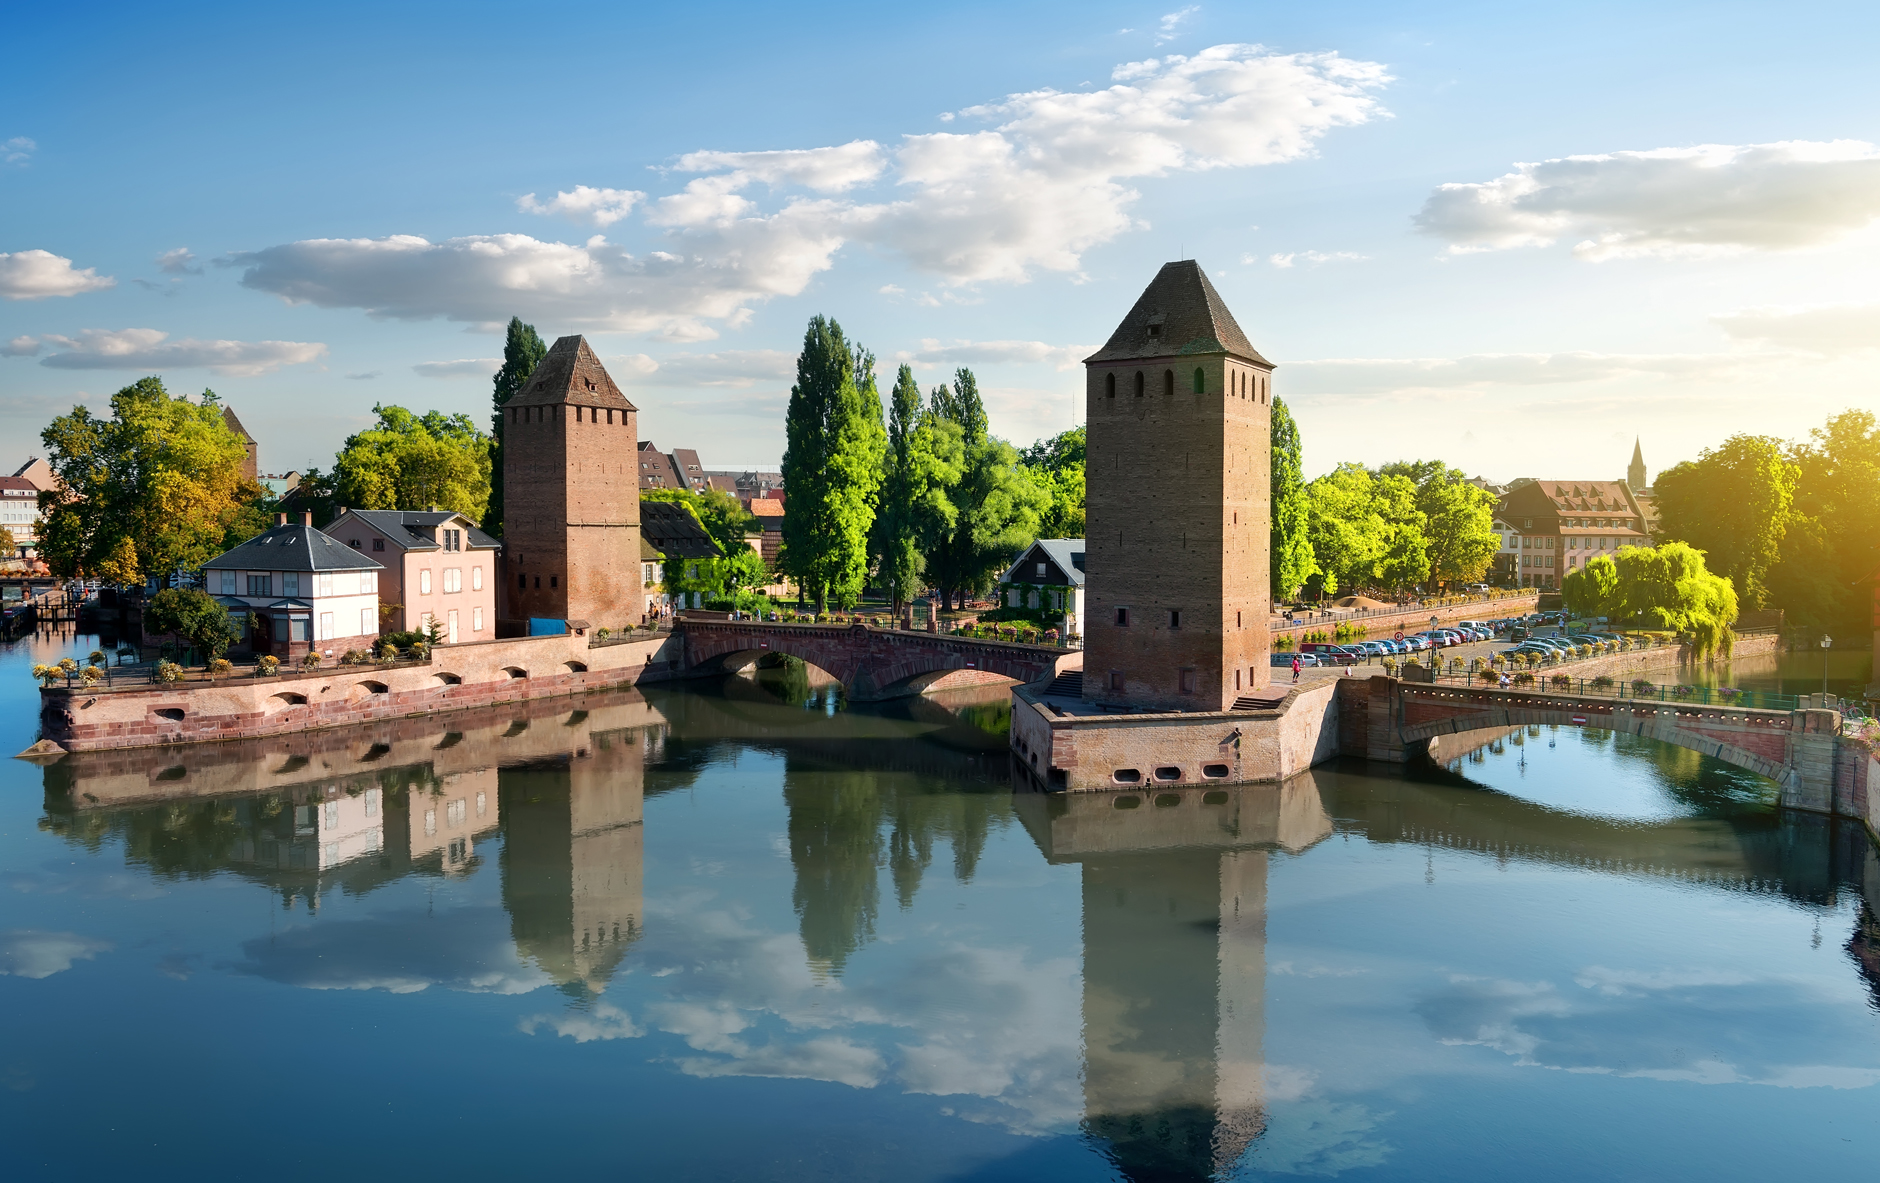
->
300;652;322;670
377;643;399;662
410;641;430;659
258;655;280;675
342;649;370;666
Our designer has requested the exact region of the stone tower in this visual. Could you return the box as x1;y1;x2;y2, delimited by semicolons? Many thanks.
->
502;336;643;627
1627;438;1648;491
1083;261;1274;711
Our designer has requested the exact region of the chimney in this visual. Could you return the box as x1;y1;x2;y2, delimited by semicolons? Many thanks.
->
336;506;347;518
301;511;314;527
274;513;288;525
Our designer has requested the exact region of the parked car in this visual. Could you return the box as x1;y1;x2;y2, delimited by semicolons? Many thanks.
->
1271;652;1321;667
1299;642;1362;665
1399;636;1431;653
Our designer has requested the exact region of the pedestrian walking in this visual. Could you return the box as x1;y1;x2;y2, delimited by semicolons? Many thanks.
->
1291;655;1301;683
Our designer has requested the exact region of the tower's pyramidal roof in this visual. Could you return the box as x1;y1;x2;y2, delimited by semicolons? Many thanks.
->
1085;260;1270;367
1631;437;1645;465
509;335;637;410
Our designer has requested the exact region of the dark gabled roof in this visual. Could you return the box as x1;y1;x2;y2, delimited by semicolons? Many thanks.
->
1001;538;1086;587
507;335;636;411
639;500;721;560
1085;260;1270;367
333;510;498;553
221;405;256;443
204;523;384;572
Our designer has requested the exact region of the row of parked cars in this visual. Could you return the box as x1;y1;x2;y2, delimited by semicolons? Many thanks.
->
1499;630;1617;660
1282;620;1506;666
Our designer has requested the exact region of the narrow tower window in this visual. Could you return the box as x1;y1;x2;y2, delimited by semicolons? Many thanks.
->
1116;607;1130;626
1169;609;1181;629
1134;372;1144;398
1193;367;1204;394
1163;370;1174;397
1106;373;1116;398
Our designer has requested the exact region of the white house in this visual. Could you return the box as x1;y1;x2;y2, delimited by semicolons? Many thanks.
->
997;538;1085;638
202;512;385;661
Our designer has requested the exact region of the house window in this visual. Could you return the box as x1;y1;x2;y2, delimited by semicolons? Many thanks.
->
317;572;333;596
472;606;483;632
283;572;299;596
349;539;361;549
361;571;376;594
443;568;461;593
372;538;385;551
443;529;461;552
1179;668;1196;693
1036;561;1047;578
361;607;374;635
471;565;482;591
1147;323;1161;340
643;563;653;583
219;570;235;594
686;562;698;579
247;574;271;596
319;612;333;640
1116;607;1130;626
419;569;432;595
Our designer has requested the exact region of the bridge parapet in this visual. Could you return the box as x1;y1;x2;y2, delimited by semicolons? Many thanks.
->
1337;676;1864;820
677;619;1078;701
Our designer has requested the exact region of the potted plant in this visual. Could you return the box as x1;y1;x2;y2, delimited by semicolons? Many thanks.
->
301;652;322;670
258;655;280;676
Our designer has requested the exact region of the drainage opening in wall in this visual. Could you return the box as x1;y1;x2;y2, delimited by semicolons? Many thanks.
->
1154;766;1182;781
1112;768;1142;784
1202;764;1230;778
1113;794;1141;809
155;708;185;722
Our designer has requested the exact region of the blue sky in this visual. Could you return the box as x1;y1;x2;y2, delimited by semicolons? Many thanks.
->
5;1;1879;480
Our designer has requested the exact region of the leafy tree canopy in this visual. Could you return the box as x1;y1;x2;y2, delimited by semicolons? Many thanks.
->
334;405;493;523
38;377;257;583
485;316;547;536
779;316;886;612
1653;434;1796;610
1270;397;1317;600
145;586;241;663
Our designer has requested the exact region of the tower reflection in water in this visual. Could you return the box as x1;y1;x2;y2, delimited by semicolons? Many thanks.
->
1017;780;1332;1181
36;688;660;996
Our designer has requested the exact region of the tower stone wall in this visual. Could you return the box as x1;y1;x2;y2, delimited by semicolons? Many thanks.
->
502;336;644;627
1083;261;1273;711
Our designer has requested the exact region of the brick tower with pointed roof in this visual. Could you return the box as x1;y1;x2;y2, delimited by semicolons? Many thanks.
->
1083;261;1275;711
501;335;643;627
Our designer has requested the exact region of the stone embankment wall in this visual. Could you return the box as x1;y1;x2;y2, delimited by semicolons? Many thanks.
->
36;631;683;753
1011;680;1340;792
1422;631;1783;686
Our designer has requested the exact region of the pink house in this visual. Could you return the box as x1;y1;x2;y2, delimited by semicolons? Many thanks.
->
324;509;500;643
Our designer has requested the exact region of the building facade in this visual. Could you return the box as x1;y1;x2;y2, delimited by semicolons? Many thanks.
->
202;513;384;660
1498;479;1651;589
325;509;500;642
502;336;644;628
1083;261;1273;710
998;539;1086;638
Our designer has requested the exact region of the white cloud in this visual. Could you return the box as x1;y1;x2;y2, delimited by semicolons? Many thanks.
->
235;45;1386;337
612;349;797;387
13;328;328;376
0;930;111;978
2;136;34;166
1268;250;1367;268
0;249;116;299
1283;350;1770;399
412;357;499;378
516;185;646;228
156;248;202;275
1156;6;1199;44
893;338;1092;371
1712;301;1880;354
232;908;550;995
671;141;887;194
1416;140;1880;260
344;370;381;380
519;1001;642;1043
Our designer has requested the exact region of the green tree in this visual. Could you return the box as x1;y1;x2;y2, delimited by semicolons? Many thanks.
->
1652;435;1797;609
486;317;548;537
1379;461;1499;587
1269;398;1316;600
145;586;240;664
919;369;1045;609
779;316;886;613
1768;410;1880;634
1612;541;1738;659
1019;425;1085;542
333;405;493;521
1562;553;1624;620
871;365;953;612
1304;464;1386;597
1371;472;1430;591
38;378;257;583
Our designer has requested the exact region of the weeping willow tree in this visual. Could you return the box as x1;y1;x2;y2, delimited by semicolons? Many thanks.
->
1609;542;1739;661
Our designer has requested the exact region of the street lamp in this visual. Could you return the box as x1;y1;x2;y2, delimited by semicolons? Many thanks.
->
1431;614;1440;673
1820;634;1832;696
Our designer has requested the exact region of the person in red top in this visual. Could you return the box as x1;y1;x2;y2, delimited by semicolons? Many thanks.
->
1291;655;1301;683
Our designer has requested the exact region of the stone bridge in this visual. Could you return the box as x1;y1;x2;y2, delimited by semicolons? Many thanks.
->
1337;676;1873;820
679;620;1079;702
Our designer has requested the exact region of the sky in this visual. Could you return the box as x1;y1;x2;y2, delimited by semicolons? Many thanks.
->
5;0;1880;483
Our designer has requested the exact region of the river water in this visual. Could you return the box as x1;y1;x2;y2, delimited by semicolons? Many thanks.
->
1;631;1876;1181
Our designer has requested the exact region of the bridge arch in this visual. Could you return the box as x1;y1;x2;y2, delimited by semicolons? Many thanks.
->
679;621;1074;702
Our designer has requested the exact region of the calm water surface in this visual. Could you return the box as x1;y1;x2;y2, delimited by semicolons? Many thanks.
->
1;631;1876;1181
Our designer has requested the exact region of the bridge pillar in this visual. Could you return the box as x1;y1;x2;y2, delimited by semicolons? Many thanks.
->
1783;709;1842;814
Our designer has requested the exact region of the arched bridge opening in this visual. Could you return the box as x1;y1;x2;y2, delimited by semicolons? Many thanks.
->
678;621;1074;703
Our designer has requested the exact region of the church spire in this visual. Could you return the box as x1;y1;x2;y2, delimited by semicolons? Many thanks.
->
1627;438;1647;490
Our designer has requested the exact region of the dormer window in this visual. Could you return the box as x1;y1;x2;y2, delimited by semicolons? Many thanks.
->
1147;324;1161;339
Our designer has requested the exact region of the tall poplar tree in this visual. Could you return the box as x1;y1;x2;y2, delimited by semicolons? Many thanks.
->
485;316;547;537
872;365;932;612
919;367;1044;609
780;316;886;613
1268;397;1316;601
